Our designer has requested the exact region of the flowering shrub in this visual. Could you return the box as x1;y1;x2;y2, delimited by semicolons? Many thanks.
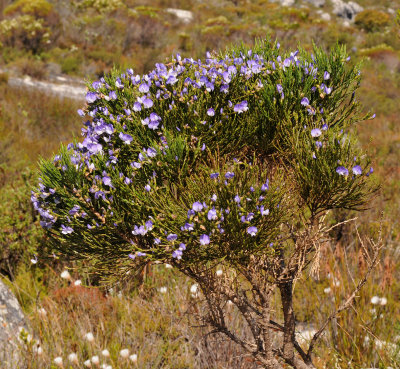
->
32;39;378;368
0;15;51;54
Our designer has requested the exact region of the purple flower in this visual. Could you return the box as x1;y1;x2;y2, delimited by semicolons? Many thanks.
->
182;222;194;231
109;91;117;100
147;147;157;157
139;83;149;93
207;108;215;116
69;205;80;216
207;208;217;220
233;101;248;114
133;101;142;111
225;172;234;179
61;224;73;234
119;132;133;144
145;184;151;192
315;141;322;148
167;234;178;242
261;179;269;191
94;190;106;200
324;86;332;95
276;84;283;94
352;165;362;175
115;78;124;88
77;109;85;117
260;206;269;216
234;195;241;204
210;172;219;179
132;225;147;235
192;202;203;212
142;97;153;108
102;176;112;186
199;234;210;245
86;92;97;103
301;97;310;106
247;226;258;236
172;249;182;259
336;166;349;176
211;194;217;202
322;124;328;131
324;71;330;80
311;128;322;138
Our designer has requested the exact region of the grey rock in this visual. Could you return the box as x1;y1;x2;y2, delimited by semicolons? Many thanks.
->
269;0;295;7
165;8;193;23
331;0;363;21
0;279;27;367
321;12;331;21
303;0;326;7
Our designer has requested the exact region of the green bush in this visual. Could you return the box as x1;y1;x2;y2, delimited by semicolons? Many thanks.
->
61;55;81;75
0;15;51;54
355;10;391;33
3;0;53;18
33;39;378;368
0;170;44;277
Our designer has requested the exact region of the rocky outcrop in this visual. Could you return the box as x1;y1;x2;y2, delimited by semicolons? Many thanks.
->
304;0;326;7
165;8;194;23
0;279;27;367
331;0;363;21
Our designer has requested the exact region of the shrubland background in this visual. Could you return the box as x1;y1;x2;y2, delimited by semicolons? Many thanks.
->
0;0;400;368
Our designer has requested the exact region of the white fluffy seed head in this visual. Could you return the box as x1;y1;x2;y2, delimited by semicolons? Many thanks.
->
120;349;130;358
380;297;387;306
190;284;198;294
371;296;381;305
323;287;331;294
159;287;167;294
165;264;173;269
84;359;92;367
68;353;78;363
84;332;95;342
60;270;71;280
129;354;138;363
38;308;47;317
54;357;63;367
101;349;110;357
74;279;82;286
91;355;100;365
216;269;223;277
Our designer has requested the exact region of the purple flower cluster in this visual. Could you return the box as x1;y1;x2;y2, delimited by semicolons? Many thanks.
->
32;43;371;265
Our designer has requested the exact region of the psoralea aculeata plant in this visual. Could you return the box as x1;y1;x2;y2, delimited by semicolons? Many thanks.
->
32;39;378;368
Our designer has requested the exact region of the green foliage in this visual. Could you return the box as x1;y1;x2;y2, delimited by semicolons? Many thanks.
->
33;41;377;282
61;55;82;75
0;15;51;54
0;84;81;275
355;10;391;33
0;171;44;276
3;0;53;18
72;0;125;13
